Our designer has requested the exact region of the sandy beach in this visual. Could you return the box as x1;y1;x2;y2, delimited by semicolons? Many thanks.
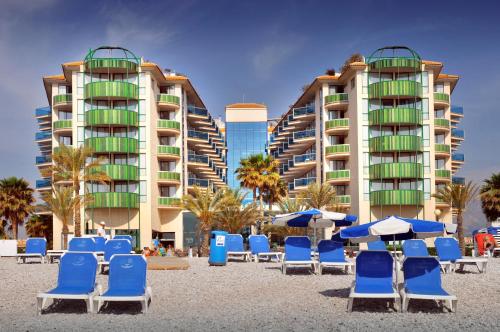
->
0;256;499;331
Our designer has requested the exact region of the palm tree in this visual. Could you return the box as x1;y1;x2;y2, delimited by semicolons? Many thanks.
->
40;186;88;249
263;179;287;210
0;177;35;239
25;214;53;243
258;155;281;212
215;189;260;234
299;182;338;210
43;144;110;237
263;196;306;237
433;182;478;254
182;186;226;256
235;154;263;203
480;173;500;222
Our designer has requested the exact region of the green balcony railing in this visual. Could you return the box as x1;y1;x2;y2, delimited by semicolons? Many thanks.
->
158;171;181;181
369;58;421;70
370;190;424;206
370;135;422;152
369;80;422;98
85;58;138;72
326;170;350;181
158;145;181;156
53;94;72;105
434;92;450;103
157;94;180;106
85;109;138;127
369;162;423;179
435;144;451;154
158;197;181;207
53;120;72;130
336;195;351;205
84;81;138;99
325;118;349;130
90;164;138;181
434;118;450;128
369;108;422;126
157;120;181;131
435;169;451;179
324;93;348;105
85;137;138;154
87;192;139;209
325;144;350;155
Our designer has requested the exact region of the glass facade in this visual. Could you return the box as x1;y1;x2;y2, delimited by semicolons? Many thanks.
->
226;122;268;189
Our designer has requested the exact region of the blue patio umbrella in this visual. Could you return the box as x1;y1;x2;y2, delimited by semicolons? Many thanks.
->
272;208;357;246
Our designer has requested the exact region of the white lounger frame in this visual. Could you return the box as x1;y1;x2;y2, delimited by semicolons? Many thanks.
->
94;286;152;313
227;251;252;262
400;289;457;313
317;260;354;275
454;257;488;273
254;252;283;263
17;253;45;264
348;281;400;312
281;259;316;274
36;284;101;315
438;261;452;273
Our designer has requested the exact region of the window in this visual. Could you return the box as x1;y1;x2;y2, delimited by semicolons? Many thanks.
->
423;125;430;147
140;180;147;203
77;99;84;122
422;98;429;120
139;100;145;121
139;153;146;176
362;73;368;94
59;111;72;120
114;154;128;165
77;127;84;147
328;110;342;120
334;185;347;196
424;178;431;200
371;127;393;138
435;133;445;144
159;161;176;171
362;99;368;121
422;71;429;94
328;135;344;145
435;159;446;169
329;160;346;170
77;73;84;95
434;83;444;93
139;126;146;149
159;186;176;197
371;180;394;191
59;136;72;145
159;136;175;146
371;153;394;164
364;180;370;200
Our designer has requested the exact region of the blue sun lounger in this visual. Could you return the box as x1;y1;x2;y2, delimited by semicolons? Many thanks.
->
37;252;99;314
401;257;457;312
249;235;283;263
226;234;251;262
403;239;452;273
114;235;133;244
17;237;47;264
99;239;133;273
434;237;488;273
68;237;96;252
94;254;152;313
282;236;315;274
367;240;387;250
317;240;354;275
348;251;400;312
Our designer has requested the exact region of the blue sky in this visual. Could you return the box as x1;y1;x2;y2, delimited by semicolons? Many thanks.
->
0;0;499;230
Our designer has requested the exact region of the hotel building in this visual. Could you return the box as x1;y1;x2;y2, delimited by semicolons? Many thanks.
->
269;46;465;235
35;46;226;250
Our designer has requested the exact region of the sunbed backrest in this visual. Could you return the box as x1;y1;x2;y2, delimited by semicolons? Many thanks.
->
284;236;311;261
356;251;393;289
402;239;429;257
249;235;270;254
105;239;133;262
68;237;96;252
367;240;387;251
58;252;97;292
226;234;244;252
93;236;106;252
114;235;133;245
318;240;346;263
25;237;47;255
434;237;461;261
109;255;146;294
403;257;442;291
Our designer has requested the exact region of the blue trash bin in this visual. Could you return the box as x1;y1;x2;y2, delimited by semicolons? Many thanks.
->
208;230;228;266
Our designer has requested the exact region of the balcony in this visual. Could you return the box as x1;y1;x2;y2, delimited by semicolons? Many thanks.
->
85;137;138;154
335;195;351;206
369;58;421;71
157;94;180;110
434;118;450;131
36;155;51;165
369;80;422;99
157;145;181;159
35;131;52;142
451;129;464;140
452;176;465;185
157;120;181;134
452;153;464;162
53;94;72;108
36;179;51;189
90;164;138;181
293;129;315;141
35;107;51;118
435;169;451;182
370;135;422;153
187;105;208;118
292;106;315;119
53;120;72;133
158;197;181;209
434;92;450;106
158;171;181;184
294;177;316;189
324;93;348;110
85;109;138;127
84;81;138;100
435;144;451;157
293;153;316;166
188;154;209;164
188;178;209;188
85;58;138;73
188;130;209;141
371;190;424;206
325;144;350;159
369;162;423;180
326;170;350;184
87;192;139;209
451;106;464;117
325;118;349;134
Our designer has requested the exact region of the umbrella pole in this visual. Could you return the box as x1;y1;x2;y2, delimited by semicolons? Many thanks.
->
313;217;317;249
393;234;398;288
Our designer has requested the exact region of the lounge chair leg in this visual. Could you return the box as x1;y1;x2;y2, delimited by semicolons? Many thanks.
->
402;297;408;313
141;300;147;313
37;297;43;315
85;299;93;313
347;298;353;312
394;298;400;312
344;266;349;274
451;300;457;313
